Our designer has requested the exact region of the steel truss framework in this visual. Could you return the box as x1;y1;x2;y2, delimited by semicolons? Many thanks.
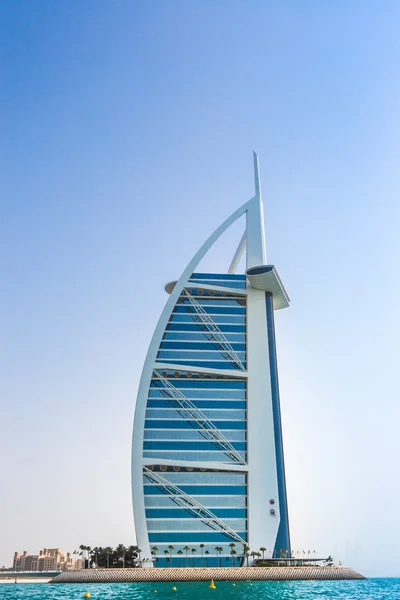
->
152;370;246;465
181;289;246;371
143;466;246;544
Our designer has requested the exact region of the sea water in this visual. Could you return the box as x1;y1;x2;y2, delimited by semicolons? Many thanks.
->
0;579;399;599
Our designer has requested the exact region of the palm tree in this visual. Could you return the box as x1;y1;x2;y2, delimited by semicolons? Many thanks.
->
151;547;158;564
79;545;89;569
191;548;196;567
164;550;169;566
260;547;266;561
177;550;183;568
183;546;190;568
243;545;250;567
168;545;174;568
231;550;237;567
136;548;142;567
199;544;205;567
229;543;236;567
121;546;127;568
105;547;112;568
205;550;210;567
215;547;222;567
92;547;100;568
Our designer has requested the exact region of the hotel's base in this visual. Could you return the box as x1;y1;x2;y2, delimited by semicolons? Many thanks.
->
51;566;366;583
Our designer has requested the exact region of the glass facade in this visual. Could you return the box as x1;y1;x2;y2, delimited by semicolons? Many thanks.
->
141;274;249;566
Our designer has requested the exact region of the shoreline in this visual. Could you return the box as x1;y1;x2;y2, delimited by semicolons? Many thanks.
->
51;566;366;583
0;578;53;584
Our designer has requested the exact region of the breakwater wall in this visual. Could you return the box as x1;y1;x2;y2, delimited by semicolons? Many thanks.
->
51;566;365;583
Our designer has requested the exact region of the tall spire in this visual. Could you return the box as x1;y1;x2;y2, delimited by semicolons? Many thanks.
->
246;152;267;268
253;151;261;199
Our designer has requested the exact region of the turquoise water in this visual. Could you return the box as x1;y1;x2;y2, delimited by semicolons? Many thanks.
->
0;580;399;600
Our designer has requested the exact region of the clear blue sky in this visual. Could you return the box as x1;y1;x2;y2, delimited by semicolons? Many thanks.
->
1;1;400;576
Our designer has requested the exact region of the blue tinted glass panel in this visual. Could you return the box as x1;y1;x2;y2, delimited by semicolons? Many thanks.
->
161;361;246;370
190;273;246;280
143;451;246;461
144;429;246;441
144;495;246;508
150;380;246;389
145;420;245;429
144;485;246;495
170;314;245;324
160;342;246;351
146;400;246;409
145;409;245;420
157;350;246;360
148;533;247;543
188;280;246;289
145;509;247;519
147;519;246;532
174;305;246;315
143;441;246;450
149;390;245;400
166;323;246;332
152;472;246;484
163;332;246;342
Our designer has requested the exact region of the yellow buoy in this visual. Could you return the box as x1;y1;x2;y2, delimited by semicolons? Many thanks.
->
172;586;177;591
84;594;90;599
153;590;157;593
232;583;236;586
209;579;216;589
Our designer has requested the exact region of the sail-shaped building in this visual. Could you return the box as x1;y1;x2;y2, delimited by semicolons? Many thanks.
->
132;154;291;568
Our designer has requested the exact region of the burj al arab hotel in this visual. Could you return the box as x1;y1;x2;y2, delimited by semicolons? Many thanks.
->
132;154;291;568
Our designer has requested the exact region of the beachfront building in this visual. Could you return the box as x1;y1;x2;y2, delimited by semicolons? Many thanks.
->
12;549;82;572
132;154;291;567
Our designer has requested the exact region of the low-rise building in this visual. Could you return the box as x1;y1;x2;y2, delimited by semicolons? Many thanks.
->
13;549;82;571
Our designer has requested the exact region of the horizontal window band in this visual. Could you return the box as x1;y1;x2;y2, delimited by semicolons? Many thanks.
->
144;496;247;501
188;281;246;289
170;316;246;324
145;421;246;429
174;303;246;312
157;350;246;358
150;381;246;389
163;332;246;338
149;387;246;394
146;401;246;408
176;302;246;309
148;533;247;543
144;426;245;430
190;273;246;280
145;510;247;519
159;342;246;351
166;324;246;333
147;524;246;532
143;433;246;442
144;438;246;444
143;454;246;462
173;309;246;317
144;485;246;495
157;361;246;370
143;442;246;450
144;474;246;484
